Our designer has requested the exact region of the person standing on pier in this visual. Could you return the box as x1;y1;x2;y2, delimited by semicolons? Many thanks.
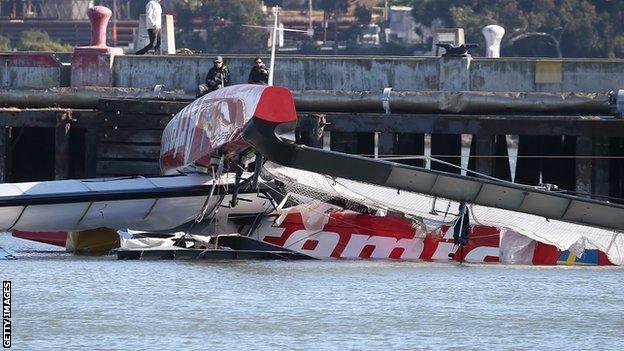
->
247;57;269;85
135;0;162;55
197;56;230;97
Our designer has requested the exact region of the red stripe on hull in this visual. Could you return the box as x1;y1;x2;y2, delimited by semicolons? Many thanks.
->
12;230;68;248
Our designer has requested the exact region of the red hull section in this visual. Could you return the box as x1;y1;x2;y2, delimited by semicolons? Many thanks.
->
256;212;614;265
12;230;67;248
160;85;296;175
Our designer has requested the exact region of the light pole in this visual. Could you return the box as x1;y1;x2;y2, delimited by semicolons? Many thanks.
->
308;0;313;36
268;6;279;86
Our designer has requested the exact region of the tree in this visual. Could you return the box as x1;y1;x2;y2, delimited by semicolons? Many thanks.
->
175;0;268;53
410;0;622;58
18;30;73;52
318;0;349;14
355;5;372;26
0;36;11;52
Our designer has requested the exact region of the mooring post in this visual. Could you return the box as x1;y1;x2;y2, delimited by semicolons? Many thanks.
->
70;6;124;87
55;111;72;180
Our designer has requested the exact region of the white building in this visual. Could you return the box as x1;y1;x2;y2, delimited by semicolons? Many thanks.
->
386;6;419;44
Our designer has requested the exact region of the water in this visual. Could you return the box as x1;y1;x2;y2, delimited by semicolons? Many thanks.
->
1;233;623;350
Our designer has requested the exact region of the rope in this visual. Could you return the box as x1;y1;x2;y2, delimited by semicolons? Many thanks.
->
371;154;624;159
195;156;224;223
261;180;422;246
261;171;457;249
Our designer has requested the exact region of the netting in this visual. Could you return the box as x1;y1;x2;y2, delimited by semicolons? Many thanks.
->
264;162;461;234
263;161;624;265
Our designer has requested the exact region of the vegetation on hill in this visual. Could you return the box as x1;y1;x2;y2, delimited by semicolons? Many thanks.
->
166;0;624;57
17;30;73;52
411;0;624;58
175;0;268;53
0;36;11;52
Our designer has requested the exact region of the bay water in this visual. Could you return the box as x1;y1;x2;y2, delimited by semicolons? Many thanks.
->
1;234;622;350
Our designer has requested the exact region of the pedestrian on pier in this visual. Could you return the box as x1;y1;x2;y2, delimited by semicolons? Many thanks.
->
135;0;162;55
197;56;230;97
248;57;269;85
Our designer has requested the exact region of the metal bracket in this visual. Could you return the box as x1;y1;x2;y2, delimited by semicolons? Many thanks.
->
382;87;392;114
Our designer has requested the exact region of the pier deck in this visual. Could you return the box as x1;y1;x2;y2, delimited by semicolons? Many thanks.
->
1;97;623;202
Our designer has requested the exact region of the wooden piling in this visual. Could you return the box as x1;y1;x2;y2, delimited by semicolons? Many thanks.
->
0;126;8;183
330;132;358;154
395;133;424;167
55;111;72;180
469;134;494;177
609;137;624;203
593;137;610;198
575;136;593;196
516;135;541;185
431;134;461;174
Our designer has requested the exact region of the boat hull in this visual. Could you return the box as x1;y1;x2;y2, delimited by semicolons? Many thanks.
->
253;212;614;265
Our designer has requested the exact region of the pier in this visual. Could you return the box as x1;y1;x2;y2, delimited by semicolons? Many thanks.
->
1;8;624;201
1;88;623;202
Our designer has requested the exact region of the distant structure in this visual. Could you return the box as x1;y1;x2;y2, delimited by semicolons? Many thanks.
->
0;0;137;47
358;24;381;46
385;6;419;44
0;0;133;20
482;25;505;58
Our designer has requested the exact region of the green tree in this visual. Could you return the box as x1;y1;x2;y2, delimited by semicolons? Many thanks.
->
411;0;620;58
175;0;268;53
0;36;11;52
318;0;349;14
18;30;72;52
355;5;373;25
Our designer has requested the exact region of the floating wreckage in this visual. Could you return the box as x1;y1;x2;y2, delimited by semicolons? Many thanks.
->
3;85;623;265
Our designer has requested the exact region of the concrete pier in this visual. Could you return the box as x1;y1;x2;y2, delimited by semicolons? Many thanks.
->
3;53;624;93
1;50;624;202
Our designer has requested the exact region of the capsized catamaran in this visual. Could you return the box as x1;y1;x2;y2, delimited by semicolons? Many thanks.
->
2;84;623;265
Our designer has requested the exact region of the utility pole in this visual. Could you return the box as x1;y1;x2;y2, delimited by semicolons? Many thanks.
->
308;0;313;36
112;0;118;46
333;1;338;55
384;0;389;22
268;6;279;86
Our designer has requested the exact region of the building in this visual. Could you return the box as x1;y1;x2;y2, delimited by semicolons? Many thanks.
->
386;6;419;44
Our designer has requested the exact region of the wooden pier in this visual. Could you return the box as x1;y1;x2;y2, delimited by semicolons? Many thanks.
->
1;98;623;202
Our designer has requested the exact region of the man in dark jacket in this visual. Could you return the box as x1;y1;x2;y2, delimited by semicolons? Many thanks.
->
197;56;230;97
247;56;269;85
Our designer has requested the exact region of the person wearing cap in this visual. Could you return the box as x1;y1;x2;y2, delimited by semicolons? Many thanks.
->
248;56;269;85
197;56;230;97
135;0;162;55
